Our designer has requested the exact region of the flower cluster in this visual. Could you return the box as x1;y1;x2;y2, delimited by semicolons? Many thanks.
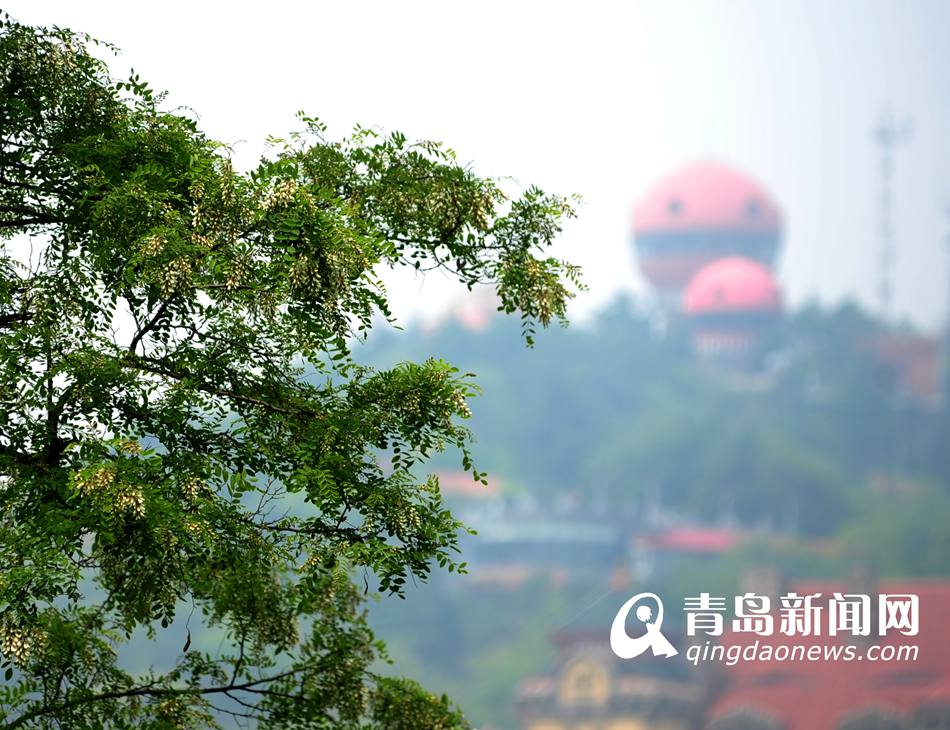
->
160;257;193;297
262;179;298;210
289;254;322;298
359;514;376;536
224;255;249;292
73;465;116;497
184;518;212;539
0;624;42;666
190;181;205;228
138;233;165;257
180;476;204;502
451;391;471;419
73;466;147;519
115;486;146;519
117;439;142;455
298;553;321;572
390;503;422;537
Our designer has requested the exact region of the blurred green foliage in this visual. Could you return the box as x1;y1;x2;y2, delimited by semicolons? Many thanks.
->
363;296;950;727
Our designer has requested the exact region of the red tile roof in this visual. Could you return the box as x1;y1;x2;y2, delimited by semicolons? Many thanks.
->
709;581;950;729
641;528;742;554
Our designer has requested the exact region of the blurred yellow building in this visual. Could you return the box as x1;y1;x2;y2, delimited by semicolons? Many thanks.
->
518;637;705;730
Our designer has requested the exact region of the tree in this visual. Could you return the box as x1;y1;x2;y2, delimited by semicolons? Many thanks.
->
0;14;581;728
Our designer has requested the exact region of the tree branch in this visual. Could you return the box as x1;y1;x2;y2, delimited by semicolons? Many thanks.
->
128;299;174;354
2;665;314;729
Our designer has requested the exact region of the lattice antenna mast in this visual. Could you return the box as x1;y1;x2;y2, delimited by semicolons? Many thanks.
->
944;202;950;406
873;109;913;318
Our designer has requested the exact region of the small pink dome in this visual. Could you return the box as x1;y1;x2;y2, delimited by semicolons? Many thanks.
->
684;257;782;315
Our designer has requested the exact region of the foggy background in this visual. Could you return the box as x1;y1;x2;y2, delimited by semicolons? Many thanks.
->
11;0;950;329
8;4;950;729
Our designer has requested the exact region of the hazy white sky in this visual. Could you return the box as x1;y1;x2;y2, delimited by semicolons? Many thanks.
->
11;1;950;330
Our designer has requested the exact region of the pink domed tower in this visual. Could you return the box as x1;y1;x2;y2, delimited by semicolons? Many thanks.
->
632;162;783;308
683;256;782;360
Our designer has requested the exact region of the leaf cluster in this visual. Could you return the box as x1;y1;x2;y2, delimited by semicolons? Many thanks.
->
0;13;579;728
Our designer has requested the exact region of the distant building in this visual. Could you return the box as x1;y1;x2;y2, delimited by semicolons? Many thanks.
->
518;591;706;730
457;507;627;587
632;162;783;310
863;332;943;409
708;578;950;730
518;577;950;730
683;257;782;367
420;286;499;333
633;527;744;582
435;470;502;500
437;473;630;587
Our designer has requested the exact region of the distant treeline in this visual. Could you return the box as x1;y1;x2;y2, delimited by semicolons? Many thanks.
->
360;296;950;576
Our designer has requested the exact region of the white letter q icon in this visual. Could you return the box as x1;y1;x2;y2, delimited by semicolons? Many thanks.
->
610;592;678;659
